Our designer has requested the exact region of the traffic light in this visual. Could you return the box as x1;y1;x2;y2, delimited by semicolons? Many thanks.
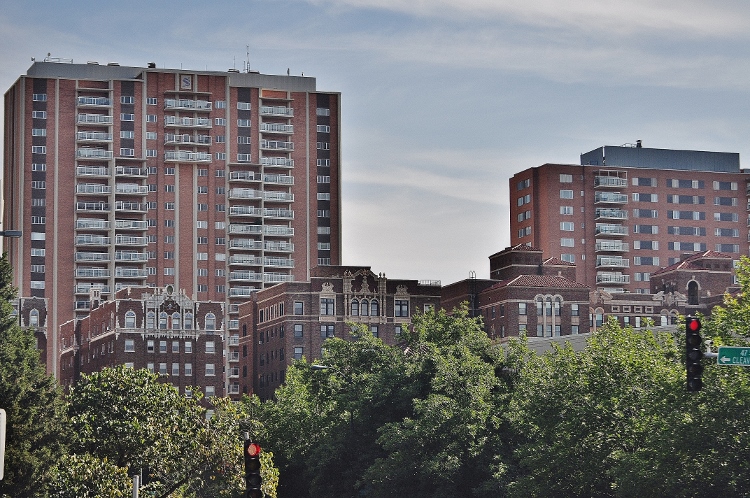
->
244;440;263;498
685;316;703;392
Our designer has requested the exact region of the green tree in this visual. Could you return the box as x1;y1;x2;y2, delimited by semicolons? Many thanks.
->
65;366;277;497
0;252;68;497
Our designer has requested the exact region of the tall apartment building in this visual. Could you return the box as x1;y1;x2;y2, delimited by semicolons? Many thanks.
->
3;60;341;376
510;144;750;294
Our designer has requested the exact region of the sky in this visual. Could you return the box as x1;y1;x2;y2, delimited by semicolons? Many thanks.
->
2;0;750;285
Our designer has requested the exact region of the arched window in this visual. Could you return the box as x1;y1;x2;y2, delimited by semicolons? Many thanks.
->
370;300;379;316
125;310;136;328
184;312;193;330
205;312;216;331
172;312;181;330
688;281;700;305
361;299;369;316
159;312;168;329
146;311;156;329
351;299;359;316
29;308;39;327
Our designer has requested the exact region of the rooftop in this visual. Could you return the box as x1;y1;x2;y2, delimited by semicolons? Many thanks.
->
580;144;741;173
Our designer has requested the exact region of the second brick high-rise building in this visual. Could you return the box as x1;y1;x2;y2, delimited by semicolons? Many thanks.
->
3;60;342;376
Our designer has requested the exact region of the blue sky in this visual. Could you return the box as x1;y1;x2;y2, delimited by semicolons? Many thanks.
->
2;0;750;284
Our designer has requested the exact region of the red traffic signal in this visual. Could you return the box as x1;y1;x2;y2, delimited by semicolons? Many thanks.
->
244;440;263;496
246;442;261;458
685;316;703;392
686;316;702;333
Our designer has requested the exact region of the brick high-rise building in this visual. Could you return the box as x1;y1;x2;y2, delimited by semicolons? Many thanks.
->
510;144;750;295
3;60;341;376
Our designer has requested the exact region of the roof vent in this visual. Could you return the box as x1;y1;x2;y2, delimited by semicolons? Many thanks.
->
107;62;120;66
147;62;156;68
228;69;240;73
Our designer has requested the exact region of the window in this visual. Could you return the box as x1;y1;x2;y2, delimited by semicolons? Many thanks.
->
317;192;331;201
320;298;334;315
205;341;215;353
560;238;574;247
32;93;47;101
147;97;158;105
714;212;738;222
560;206;573;215
237;102;251;110
159;363;167;375
159;340;167;352
317;142;330;150
185;363;192;376
320;325;335;338
519;303;527;315
172;340;180;353
237;119;252;127
633;209;657;218
32;163;46;171
31;146;46;154
215;118;226;126
120;113;134;121
714;181;738;191
294;324;303;338
205;313;216;331
172;363;180;376
559;174;573;183
395;300;409;317
294;347;303;360
205;386;215;398
125;339;135;352
560;222;574;231
561;254;575;263
185;340;192;352
32;111;47;119
560;190;573;199
146;114;157;122
317;124;330;133
32;128;46;136
714;196;737;206
206;363;215;376
317;176;331;184
571;304;579;316
125;311;136;328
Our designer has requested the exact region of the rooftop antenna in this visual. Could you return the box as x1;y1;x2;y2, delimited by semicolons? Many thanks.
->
246;44;250;73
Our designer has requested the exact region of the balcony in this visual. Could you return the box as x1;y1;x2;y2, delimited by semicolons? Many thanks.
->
164;116;211;128
77;114;113;125
260;106;293;117
263;191;294;202
115;251;148;262
114;201;147;213
76;184;112;195
115;268;149;278
116;184;149;195
260;123;294;134
77;148;113;159
260;140;294;151
75;235;110;246
115;219;148;230
265;225;294;236
164;99;212;111
261;157;294;168
229;352;240;362
595;192;628;204
164;151;212;162
595;240;629;252
76;219;110;230
595;223;628;236
75;268;110;278
264;241;294;252
229;188;263;201
229;255;262;266
75;284;110;294
78;96;111;107
115;166;147;178
76;202;110;213
263;208;294;219
115;235;148;246
230;271;263;282
596;256;630;269
229;367;240;378
264;272;294;283
229;239;263;251
264;257;294;268
75;252;110;262
228;224;293;237
595;208;628;220
594;175;628;188
229;171;261;182
263;174;293;185
164;133;212;146
229;286;257;297
228;384;240;395
228;335;240;346
229;206;263;217
76;166;109;177
229;224;262;235
229;320;239;330
77;131;112;142
596;272;631;285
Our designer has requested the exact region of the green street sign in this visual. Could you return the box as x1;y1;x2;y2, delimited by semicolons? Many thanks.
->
717;346;750;366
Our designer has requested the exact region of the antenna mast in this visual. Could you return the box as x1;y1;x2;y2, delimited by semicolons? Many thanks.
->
246;45;250;72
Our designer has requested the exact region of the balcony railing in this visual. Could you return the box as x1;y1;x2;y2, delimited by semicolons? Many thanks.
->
115;184;149;195
595;192;628;204
115;268;149;278
115;166;147;177
595;223;628;236
264;272;294;283
229;206;263;217
260;157;294;168
229;352;240;362
263;208;294;219
75;268;111;278
164;151;212;162
596;272;631;284
77;148;113;159
76;184;112;195
77;114;113;125
260;105;293;117
77;96;111;106
77;131;113;142
75;284;110;294
263;174;293;185
595;241;629;252
229;239;263;250
76;202;110;212
115;219;148;230
164;134;212;145
75;252;110;262
260;123;294;134
76;219;110;230
594;176;628;188
595;208;628;220
229;171;261;182
114;201;146;212
229;286;257;297
263;191;294;202
164;99;212;111
230;271;263;282
76;235;110;245
115;251;148;262
76;166;109;177
229;255;261;265
264;241;294;252
596;257;630;268
115;235;148;246
260;139;294;151
164;116;211;128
